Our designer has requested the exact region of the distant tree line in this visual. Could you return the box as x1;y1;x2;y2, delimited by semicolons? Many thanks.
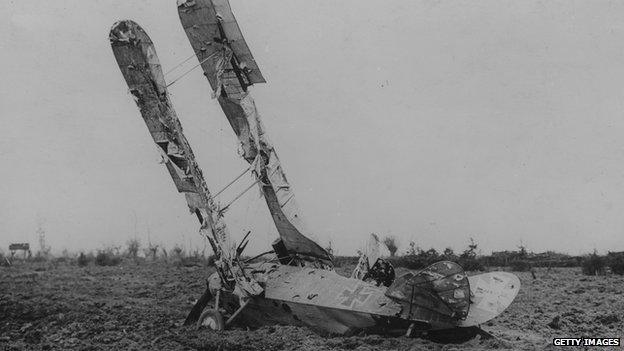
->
2;233;623;276
334;236;624;276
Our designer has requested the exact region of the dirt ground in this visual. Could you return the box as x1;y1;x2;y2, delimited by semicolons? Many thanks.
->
1;261;622;350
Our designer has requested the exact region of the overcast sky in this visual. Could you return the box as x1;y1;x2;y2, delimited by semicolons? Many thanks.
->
2;0;624;257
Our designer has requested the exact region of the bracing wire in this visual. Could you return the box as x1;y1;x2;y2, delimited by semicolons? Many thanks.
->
166;51;219;88
219;179;260;214
214;166;252;198
164;52;198;76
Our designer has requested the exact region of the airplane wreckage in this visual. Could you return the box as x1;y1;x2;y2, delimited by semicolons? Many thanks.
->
109;0;520;341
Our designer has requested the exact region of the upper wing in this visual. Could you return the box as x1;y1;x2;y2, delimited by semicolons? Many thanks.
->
178;0;332;264
109;20;233;258
177;0;265;95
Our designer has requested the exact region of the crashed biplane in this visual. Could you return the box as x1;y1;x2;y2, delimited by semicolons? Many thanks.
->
109;0;520;339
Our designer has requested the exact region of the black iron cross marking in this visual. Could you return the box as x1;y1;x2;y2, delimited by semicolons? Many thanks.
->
340;285;371;307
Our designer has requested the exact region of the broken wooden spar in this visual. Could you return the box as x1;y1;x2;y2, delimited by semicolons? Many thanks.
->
177;0;332;265
108;20;234;263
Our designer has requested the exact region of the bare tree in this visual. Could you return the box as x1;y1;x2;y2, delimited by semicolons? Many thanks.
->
126;239;140;258
383;235;398;257
37;219;51;258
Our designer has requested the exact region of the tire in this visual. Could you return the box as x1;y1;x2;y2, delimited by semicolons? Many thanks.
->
196;309;225;331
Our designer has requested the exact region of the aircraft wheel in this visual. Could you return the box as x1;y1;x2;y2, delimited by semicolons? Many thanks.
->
197;309;225;331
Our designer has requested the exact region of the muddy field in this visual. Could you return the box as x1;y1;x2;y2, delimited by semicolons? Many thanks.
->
1;261;622;350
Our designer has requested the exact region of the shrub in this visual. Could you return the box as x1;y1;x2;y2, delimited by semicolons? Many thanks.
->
172;245;184;258
607;252;624;275
581;252;606;276
390;240;486;271
458;256;485;271
77;252;91;267
441;248;458;262
144;243;159;260
458;238;485;271
178;250;206;267
391;245;440;270
510;259;531;272
32;251;52;262
95;249;122;266
54;256;69;264
171;247;215;267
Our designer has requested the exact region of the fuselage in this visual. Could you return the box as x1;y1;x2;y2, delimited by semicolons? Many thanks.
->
213;263;458;335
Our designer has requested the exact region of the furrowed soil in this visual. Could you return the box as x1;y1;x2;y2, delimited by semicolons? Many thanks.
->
1;261;623;350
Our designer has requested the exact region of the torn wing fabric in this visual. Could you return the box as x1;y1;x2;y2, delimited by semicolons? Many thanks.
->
231;93;331;261
264;152;330;260
177;0;265;98
109;20;235;262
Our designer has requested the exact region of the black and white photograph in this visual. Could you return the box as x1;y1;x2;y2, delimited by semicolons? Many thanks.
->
1;0;623;350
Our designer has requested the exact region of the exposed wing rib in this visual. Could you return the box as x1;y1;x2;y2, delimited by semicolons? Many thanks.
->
178;0;332;264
